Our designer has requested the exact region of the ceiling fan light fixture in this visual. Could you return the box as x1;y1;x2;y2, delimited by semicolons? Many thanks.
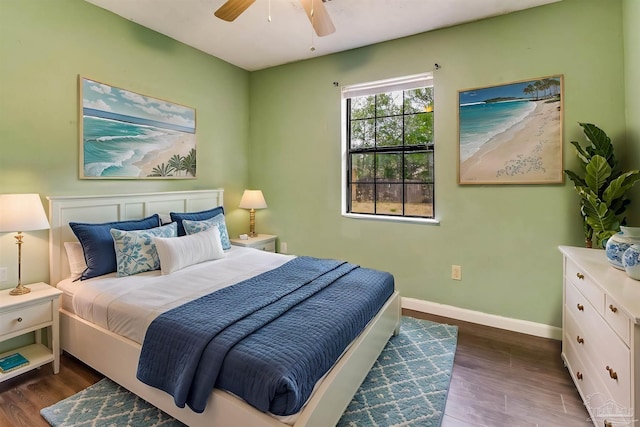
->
214;0;335;37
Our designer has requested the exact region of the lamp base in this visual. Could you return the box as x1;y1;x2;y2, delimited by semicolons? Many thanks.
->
9;283;31;296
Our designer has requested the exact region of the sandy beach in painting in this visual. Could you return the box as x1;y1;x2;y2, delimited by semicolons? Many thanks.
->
459;100;562;183
133;135;196;177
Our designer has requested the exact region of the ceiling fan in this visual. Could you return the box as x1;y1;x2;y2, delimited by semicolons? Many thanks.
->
214;0;336;37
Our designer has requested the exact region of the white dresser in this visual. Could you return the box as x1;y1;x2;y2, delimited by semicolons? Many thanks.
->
560;246;640;427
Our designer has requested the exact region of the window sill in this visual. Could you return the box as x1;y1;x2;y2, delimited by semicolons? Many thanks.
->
342;212;440;225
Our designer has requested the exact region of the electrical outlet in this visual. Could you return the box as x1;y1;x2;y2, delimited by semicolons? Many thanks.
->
0;267;7;283
451;265;462;281
280;242;288;254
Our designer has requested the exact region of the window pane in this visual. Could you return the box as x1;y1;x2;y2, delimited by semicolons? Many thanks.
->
351;153;375;182
404;152;433;182
376;116;402;147
350;184;374;213
404;183;434;218
375;153;402;180
350;95;375;119
404;113;433;146
375;91;403;117
375;184;403;216
350;118;375;149
404;87;434;114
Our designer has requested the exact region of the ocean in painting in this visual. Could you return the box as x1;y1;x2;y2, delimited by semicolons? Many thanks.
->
83;116;187;177
459;100;536;162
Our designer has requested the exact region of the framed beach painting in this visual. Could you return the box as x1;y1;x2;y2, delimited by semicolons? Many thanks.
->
458;75;563;184
79;76;196;179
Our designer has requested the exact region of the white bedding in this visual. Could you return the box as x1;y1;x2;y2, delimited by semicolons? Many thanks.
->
57;246;294;344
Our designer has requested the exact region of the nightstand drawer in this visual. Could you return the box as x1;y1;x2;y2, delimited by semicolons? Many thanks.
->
0;301;52;335
255;241;276;252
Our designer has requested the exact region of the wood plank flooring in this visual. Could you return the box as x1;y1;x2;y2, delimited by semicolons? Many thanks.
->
0;310;591;427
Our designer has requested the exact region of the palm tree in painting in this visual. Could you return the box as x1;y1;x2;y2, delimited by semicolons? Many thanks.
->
183;149;196;177
523;84;535;100
149;163;175;177
167;154;185;176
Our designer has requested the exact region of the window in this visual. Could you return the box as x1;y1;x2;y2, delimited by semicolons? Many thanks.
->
342;73;435;220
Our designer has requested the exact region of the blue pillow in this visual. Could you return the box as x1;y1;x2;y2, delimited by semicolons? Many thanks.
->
182;214;231;250
110;222;177;277
170;206;224;236
70;214;160;280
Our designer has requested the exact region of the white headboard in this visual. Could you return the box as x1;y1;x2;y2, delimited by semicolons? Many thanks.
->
47;189;224;286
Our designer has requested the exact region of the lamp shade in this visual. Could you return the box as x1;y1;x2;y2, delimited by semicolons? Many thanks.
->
0;193;50;232
239;190;267;209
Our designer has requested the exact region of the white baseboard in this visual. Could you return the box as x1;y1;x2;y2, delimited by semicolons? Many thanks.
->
401;297;562;340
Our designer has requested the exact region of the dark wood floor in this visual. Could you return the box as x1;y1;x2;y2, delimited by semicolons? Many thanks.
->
0;310;591;427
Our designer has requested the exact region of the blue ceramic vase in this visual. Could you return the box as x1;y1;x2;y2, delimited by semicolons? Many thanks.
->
622;244;640;280
605;226;640;270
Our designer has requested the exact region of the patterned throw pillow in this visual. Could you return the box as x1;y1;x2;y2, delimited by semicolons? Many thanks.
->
110;223;177;277
182;213;231;250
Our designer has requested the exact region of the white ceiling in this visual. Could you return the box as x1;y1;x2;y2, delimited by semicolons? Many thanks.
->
85;0;561;71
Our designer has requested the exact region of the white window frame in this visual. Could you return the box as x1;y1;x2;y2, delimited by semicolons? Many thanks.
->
340;73;439;225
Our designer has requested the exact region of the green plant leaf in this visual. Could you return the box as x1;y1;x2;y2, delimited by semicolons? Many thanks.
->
564;169;586;187
602;171;640;203
584;155;611;194
578;188;619;238
568;140;590;164
579;122;615;163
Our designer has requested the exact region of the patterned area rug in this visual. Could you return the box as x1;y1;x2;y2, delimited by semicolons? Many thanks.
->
41;317;457;427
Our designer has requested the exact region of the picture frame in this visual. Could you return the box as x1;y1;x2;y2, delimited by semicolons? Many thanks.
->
79;76;196;179
458;75;563;184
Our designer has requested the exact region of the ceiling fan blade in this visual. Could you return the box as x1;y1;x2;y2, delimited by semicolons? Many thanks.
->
300;0;335;37
214;0;256;22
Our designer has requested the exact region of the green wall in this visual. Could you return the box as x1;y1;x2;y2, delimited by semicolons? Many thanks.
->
0;0;251;289
249;0;629;328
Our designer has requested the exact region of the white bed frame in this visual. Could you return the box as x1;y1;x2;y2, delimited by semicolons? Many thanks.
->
48;189;401;427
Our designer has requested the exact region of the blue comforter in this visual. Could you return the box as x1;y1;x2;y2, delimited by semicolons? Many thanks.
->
136;256;394;416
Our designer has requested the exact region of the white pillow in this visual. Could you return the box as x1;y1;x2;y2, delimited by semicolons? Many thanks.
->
153;226;225;275
64;241;87;281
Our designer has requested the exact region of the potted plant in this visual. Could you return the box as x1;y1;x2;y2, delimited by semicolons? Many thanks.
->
564;123;640;248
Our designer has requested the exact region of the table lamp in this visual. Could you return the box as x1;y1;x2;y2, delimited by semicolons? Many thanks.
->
239;190;267;237
0;194;50;295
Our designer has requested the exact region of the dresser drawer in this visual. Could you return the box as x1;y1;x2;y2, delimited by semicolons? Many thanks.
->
566;280;600;328
563;335;616;426
0;301;52;336
566;258;604;315
604;294;631;346
566;282;631;409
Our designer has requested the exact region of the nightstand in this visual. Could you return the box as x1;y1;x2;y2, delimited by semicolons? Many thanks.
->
0;282;62;382
230;234;277;253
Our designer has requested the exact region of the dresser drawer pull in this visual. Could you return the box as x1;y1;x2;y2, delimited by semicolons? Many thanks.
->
17;317;23;323
605;366;618;380
608;304;618;313
576;336;584;344
576;272;585;280
605;421;613;427
576;303;584;311
576;371;583;380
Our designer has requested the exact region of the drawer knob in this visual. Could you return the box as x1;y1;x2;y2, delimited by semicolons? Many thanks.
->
576;336;584;344
605;366;618;380
608;304;618;313
604;421;612;427
16;317;22;323
576;371;583;380
576;272;585;280
577;303;584;311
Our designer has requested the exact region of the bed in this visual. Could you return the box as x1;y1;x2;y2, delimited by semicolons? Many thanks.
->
48;189;401;427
